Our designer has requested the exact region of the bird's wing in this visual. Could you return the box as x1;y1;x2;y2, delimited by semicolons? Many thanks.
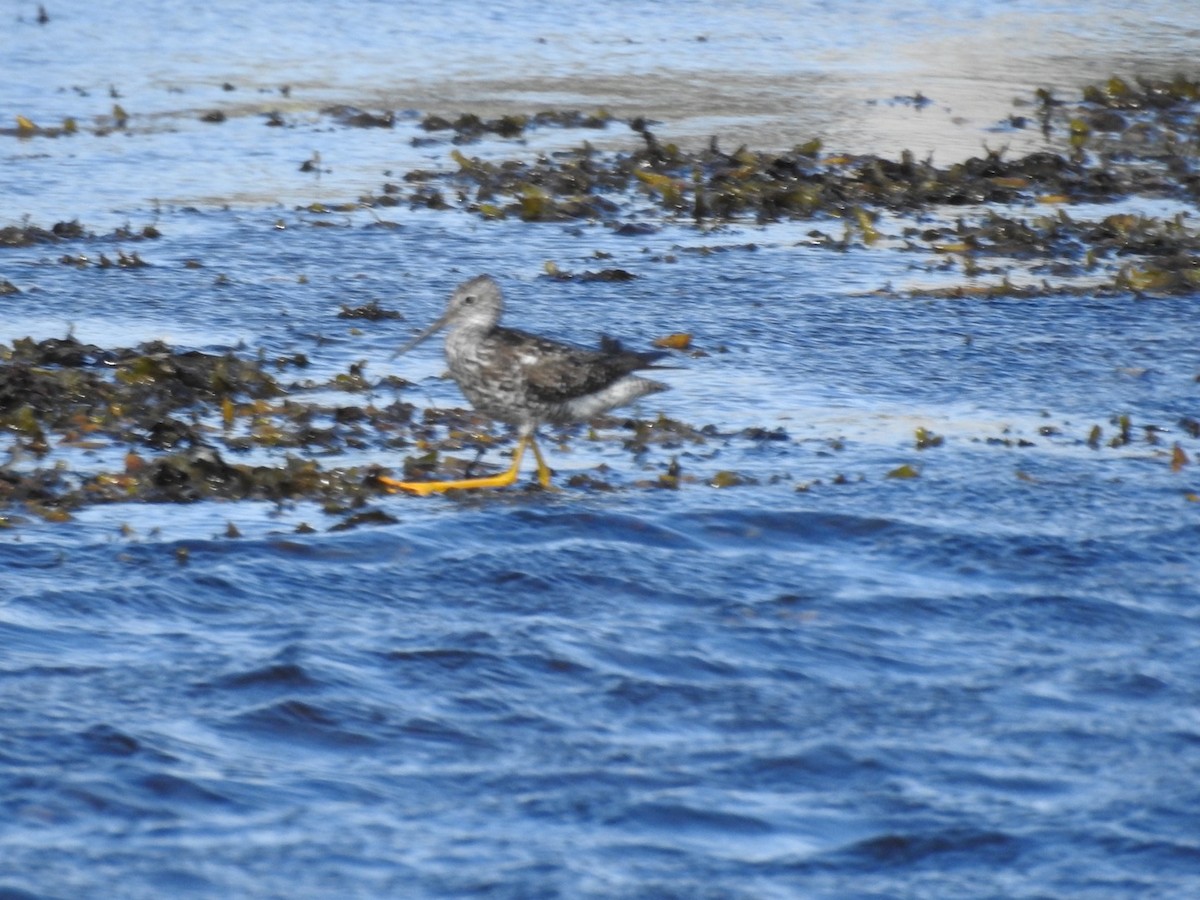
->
492;328;657;404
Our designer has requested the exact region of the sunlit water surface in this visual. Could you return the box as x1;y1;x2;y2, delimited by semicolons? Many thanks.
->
3;1;1200;897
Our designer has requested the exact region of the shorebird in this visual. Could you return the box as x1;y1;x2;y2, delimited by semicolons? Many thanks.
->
380;274;669;494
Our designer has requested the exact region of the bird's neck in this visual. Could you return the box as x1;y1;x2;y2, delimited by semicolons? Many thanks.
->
445;322;493;355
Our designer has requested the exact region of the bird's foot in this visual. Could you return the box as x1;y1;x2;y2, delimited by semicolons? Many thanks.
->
377;469;522;495
377;475;450;496
380;435;548;495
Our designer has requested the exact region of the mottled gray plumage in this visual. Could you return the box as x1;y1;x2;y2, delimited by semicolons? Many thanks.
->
399;274;669;431
383;274;670;493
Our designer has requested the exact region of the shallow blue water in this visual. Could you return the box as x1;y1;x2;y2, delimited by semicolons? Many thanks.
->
4;488;1200;897
5;216;1200;898
4;1;1200;897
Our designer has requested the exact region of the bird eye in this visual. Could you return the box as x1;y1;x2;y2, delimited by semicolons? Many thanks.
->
463;295;476;304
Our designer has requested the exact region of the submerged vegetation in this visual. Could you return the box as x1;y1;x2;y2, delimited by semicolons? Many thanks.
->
3;73;1200;524
351;75;1200;297
0;336;718;526
0;331;1191;527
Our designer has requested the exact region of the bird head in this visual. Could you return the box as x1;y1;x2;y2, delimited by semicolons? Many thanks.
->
392;274;503;358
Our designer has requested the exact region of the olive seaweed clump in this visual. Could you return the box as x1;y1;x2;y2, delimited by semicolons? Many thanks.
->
0;337;707;525
352;75;1200;296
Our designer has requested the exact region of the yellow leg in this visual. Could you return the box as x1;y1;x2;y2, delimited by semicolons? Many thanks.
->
379;437;528;495
528;436;556;489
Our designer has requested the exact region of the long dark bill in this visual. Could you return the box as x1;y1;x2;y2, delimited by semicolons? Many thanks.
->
391;314;449;360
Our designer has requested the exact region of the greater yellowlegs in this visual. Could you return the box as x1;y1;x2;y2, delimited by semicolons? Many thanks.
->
381;275;669;494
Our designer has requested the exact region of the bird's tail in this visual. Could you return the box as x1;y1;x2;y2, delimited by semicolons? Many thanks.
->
598;335;676;369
